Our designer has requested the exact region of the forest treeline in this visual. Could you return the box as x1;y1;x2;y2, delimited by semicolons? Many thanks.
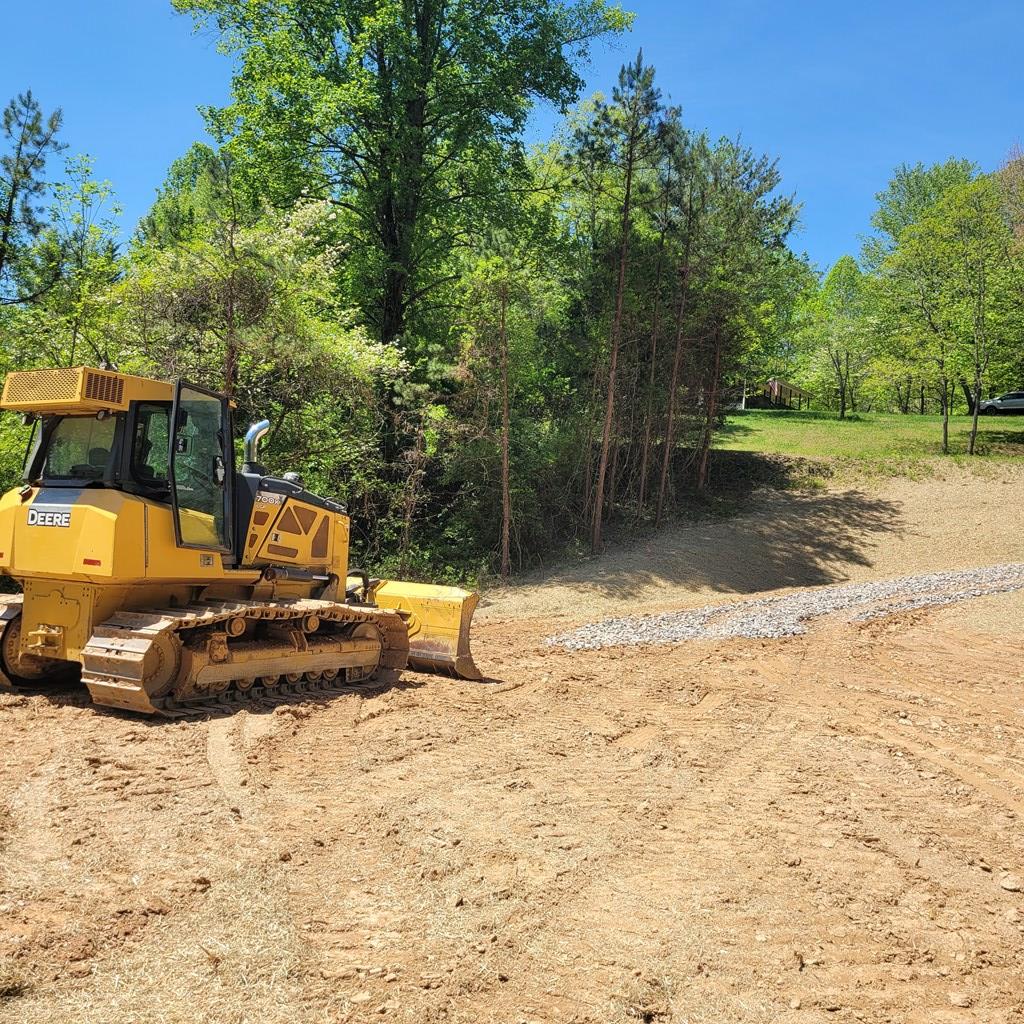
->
789;156;1024;454
0;1;1021;580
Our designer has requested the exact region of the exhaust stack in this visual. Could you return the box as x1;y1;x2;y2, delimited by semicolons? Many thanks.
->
242;419;271;475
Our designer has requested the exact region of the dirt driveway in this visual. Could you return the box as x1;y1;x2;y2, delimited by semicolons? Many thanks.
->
2;467;1023;1024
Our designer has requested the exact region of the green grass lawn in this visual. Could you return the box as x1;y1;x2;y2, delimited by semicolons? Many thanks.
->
716;408;1024;465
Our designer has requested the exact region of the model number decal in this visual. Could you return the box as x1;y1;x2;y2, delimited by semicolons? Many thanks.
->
27;507;71;527
255;491;284;506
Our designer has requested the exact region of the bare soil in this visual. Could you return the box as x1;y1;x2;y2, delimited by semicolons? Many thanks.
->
2;464;1023;1023
482;460;1024;623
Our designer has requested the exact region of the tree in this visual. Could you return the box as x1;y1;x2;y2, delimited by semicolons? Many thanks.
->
643;135;800;498
445;187;575;577
654;128;709;523
916;179;1019;454
634;157;672;514
0;44;807;581
136;142;261;249
173;0;630;351
0;90;66;303
128;145;278;397
995;148;1024;388
6;156;122;368
460;251;526;576
998;145;1024;240
879;227;958;451
862;158;975;269
122;194;409;563
124;200;349;402
734;248;816;400
878;176;1022;454
800;256;872;419
571;51;666;551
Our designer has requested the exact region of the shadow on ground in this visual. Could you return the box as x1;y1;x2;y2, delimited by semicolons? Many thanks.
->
1;673;429;721
973;426;1024;457
534;487;905;604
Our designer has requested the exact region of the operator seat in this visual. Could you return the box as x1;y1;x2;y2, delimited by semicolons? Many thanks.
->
71;447;111;481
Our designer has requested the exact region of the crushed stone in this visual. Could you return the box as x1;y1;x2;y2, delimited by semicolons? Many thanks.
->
546;564;1024;651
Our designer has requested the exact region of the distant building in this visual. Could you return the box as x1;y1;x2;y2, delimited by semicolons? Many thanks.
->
749;377;812;410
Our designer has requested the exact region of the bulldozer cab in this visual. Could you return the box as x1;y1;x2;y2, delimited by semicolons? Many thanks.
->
20;378;234;554
8;369;352;579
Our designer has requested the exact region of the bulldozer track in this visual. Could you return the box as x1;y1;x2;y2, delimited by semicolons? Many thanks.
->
80;597;409;715
0;655;397;718
148;672;403;718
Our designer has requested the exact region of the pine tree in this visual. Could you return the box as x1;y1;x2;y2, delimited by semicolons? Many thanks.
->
571;52;666;551
0;90;65;303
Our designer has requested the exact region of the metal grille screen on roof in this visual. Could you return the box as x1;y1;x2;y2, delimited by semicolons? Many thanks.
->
2;368;82;404
83;371;124;406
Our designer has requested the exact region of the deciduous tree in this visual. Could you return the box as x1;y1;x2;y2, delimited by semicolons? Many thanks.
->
173;0;630;352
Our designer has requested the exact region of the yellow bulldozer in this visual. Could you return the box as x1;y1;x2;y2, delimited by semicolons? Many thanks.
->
0;366;480;715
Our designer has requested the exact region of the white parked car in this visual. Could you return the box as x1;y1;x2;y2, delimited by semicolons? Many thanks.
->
979;391;1024;415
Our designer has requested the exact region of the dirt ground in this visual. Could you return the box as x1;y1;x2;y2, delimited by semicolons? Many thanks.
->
2;464;1023;1024
482;461;1024;623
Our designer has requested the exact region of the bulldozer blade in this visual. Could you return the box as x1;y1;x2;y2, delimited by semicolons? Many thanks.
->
370;580;482;681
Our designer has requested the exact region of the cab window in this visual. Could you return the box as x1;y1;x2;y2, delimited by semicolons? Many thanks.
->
41;416;116;482
170;384;231;550
130;403;171;491
21;418;42;479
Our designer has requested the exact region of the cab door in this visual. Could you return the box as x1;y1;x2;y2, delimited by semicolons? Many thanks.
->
168;380;234;551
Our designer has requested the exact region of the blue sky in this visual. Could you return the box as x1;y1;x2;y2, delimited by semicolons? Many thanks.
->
3;0;1022;273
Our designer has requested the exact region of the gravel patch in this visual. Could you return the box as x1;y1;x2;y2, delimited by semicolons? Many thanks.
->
546;564;1024;651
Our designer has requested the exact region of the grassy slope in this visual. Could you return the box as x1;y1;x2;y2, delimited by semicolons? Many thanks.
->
716;409;1024;466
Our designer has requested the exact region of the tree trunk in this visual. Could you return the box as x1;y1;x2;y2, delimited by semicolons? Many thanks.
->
581;363;600;527
960;377;977;415
397;420;426;576
224;334;238;399
620;362;640;503
894;380;907;415
655;281;689;526
637;195;669;514
831;351;847;420
498;283;512;577
0;129;27;288
939;378;950;454
374;36;429;346
591;132;637;553
380;264;408;345
608;412;620;513
223;215;240;397
968;373;982;456
224;276;238;399
696;326;723;492
967;269;990;456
